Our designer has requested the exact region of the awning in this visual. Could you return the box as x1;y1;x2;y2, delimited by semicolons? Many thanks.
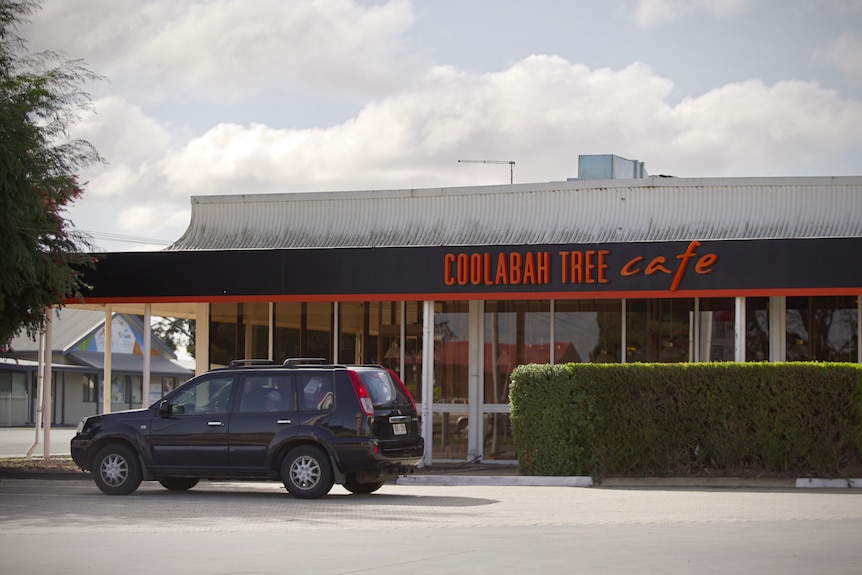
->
68;351;194;377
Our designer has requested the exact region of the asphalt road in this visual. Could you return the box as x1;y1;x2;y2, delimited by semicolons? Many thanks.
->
1;477;861;574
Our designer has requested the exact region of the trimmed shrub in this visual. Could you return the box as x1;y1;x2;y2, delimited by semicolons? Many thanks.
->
510;362;862;479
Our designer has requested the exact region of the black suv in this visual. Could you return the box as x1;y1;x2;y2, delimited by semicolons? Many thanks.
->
70;359;424;498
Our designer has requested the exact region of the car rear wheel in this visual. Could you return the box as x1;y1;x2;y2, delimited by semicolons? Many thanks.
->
343;476;384;494
281;446;334;499
158;478;200;491
92;444;142;496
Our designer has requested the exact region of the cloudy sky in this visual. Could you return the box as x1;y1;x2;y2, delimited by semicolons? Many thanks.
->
20;0;862;251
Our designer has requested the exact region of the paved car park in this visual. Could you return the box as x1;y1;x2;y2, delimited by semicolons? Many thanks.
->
1;476;862;574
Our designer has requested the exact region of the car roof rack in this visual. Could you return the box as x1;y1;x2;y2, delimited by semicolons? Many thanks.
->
227;359;277;368
283;357;330;367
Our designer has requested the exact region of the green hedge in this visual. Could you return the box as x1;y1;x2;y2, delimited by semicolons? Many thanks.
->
510;362;862;479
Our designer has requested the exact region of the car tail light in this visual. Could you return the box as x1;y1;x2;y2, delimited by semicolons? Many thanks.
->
387;369;417;411
347;370;375;416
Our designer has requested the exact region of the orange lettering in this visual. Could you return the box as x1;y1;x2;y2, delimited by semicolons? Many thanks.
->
444;253;455;285
621;256;643;277
509;252;522;284
538;252;550;283
644;256;672;275
695;253;718;274
523;252;535;284
496;253;508;284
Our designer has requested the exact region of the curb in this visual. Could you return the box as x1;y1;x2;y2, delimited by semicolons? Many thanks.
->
398;475;593;487
398;475;862;489
795;478;862;489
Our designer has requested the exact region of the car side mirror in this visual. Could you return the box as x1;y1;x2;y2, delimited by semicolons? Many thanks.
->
158;400;170;416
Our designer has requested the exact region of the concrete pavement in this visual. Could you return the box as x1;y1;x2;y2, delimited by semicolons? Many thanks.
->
2;478;862;574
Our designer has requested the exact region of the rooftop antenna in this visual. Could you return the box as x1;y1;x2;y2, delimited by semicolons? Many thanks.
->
458;159;515;184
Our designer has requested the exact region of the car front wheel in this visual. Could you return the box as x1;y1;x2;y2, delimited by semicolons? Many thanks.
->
281;446;334;499
92;444;142;496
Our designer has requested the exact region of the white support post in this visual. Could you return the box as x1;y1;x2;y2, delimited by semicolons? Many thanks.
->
195;303;209;375
734;297;746;363
103;307;112;414
421;300;434;467
332;302;340;363
42;310;53;458
143;304;152;407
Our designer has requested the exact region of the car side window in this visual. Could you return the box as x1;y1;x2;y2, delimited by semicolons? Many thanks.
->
299;372;334;411
171;375;235;415
238;375;295;413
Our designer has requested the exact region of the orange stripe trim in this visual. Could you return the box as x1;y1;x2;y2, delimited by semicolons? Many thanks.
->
66;286;862;305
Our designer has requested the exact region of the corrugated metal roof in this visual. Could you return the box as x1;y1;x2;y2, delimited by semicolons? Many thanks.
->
167;176;862;250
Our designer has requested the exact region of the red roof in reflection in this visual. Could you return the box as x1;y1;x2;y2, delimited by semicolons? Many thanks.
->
427;341;582;370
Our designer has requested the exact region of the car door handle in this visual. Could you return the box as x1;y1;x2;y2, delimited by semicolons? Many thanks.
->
207;421;224;427
277;419;293;425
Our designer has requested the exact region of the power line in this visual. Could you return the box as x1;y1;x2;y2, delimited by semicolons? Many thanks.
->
81;230;172;246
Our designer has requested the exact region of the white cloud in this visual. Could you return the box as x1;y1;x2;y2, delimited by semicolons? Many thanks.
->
655;79;862;175
633;0;755;27
156;56;862;200
28;0;418;105
813;33;862;86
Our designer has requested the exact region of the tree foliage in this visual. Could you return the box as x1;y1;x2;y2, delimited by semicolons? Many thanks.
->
152;317;196;359
0;0;103;349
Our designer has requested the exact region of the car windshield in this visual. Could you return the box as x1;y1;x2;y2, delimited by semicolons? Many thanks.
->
357;370;412;408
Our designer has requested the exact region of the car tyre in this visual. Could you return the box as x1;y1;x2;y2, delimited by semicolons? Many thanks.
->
158;478;200;491
281;446;334;499
93;444;142;496
343;476;384;494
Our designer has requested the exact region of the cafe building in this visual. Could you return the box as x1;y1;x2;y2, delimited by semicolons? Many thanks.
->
74;155;862;465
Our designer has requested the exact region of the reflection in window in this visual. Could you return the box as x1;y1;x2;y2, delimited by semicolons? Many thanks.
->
172;376;234;415
484;300;550;404
555;299;622;363
626;299;693;363
433;301;470;404
745;297;769;362
786;296;858;362
699;298;735;362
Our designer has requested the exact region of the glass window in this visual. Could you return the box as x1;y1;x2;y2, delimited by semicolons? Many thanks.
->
786;296;858;362
626;299;693;363
239;375;294;413
484;300;550;404
83;374;98;403
171;375;235;415
356;369;413;408
273;302;332;363
434;301;470;404
304;303;333;360
244;302;270;360
745;297;769;362
699;298;735;362
432;301;470;460
483;412;516;461
298;372;334;411
210;303;239;367
554;299;622;363
338;302;370;364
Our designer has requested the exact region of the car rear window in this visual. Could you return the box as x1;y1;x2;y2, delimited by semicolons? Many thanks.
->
356;369;412;408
